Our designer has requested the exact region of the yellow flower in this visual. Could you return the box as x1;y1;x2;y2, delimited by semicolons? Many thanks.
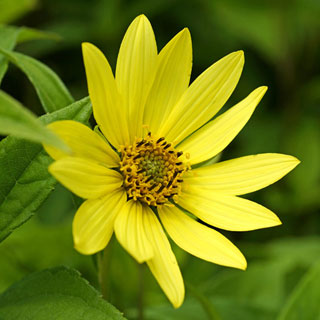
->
44;15;299;308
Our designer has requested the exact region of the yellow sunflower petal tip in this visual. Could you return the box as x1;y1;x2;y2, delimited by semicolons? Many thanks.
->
275;216;282;226
137;13;147;19
81;42;95;55
255;86;268;97
228;50;244;65
81;42;90;49
181;27;190;35
236;49;244;58
292;156;301;166
232;50;245;66
175;28;191;44
135;14;150;24
239;256;248;271
267;212;282;228
173;299;184;309
284;155;301;170
81;42;100;54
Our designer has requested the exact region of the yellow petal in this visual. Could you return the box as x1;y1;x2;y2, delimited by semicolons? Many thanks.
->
186;153;300;195
44;120;119;167
178;186;282;231
159;51;244;144
179;86;267;165
49;157;122;199
73;189;127;255
114;200;154;263
143;28;192;134
145;210;184;308
159;205;246;270
82;42;129;149
116;14;157;140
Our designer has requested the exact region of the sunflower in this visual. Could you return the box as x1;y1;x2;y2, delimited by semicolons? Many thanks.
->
44;15;299;308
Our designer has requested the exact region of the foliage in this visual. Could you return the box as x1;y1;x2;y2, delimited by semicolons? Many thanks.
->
0;266;126;320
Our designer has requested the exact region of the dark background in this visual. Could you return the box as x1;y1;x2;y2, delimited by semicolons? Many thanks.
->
0;0;319;319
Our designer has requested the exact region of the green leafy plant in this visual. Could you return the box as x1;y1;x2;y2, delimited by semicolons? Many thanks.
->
0;2;319;319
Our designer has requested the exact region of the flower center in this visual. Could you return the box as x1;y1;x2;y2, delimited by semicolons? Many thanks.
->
120;133;188;206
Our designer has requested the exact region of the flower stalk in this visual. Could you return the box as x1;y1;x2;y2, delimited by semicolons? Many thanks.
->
97;240;113;300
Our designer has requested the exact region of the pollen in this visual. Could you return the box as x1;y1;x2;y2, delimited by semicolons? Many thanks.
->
119;133;188;206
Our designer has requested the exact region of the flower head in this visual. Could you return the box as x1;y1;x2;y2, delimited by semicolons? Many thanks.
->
44;15;299;308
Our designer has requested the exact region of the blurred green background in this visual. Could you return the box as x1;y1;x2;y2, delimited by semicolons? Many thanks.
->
0;0;319;319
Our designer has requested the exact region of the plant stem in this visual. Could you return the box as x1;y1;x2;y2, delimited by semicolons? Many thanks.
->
186;282;221;320
97;240;113;300
138;262;145;320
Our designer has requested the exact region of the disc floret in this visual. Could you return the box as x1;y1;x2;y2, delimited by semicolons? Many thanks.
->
120;133;188;206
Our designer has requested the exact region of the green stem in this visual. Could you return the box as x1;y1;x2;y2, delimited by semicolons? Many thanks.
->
186;282;221;320
138;262;145;320
97;240;113;300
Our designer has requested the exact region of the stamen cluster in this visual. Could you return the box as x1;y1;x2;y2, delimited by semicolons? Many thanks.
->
120;133;187;206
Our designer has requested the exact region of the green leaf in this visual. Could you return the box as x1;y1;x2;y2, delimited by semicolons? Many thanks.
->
0;47;74;112
0;97;91;243
0;25;61;85
0;0;37;24
278;262;320;320
0;266;126;320
0;25;19;84
204;261;289;312
16;26;62;43
0;90;68;150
